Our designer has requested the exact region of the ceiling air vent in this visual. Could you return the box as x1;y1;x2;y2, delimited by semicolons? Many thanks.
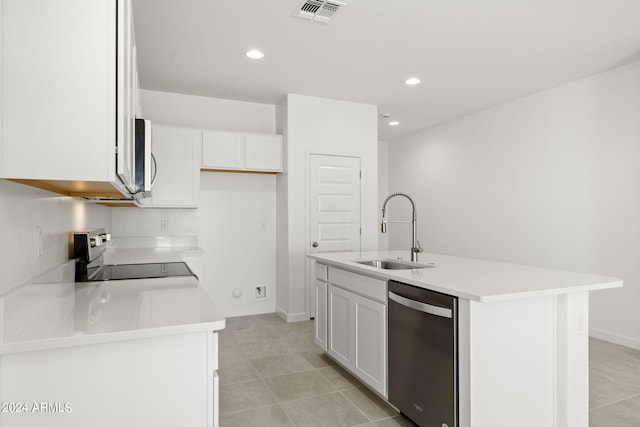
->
294;0;346;24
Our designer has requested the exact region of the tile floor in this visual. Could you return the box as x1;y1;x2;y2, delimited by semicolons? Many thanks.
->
589;337;640;427
218;313;640;427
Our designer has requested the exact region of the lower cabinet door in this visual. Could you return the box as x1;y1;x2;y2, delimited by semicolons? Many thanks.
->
314;280;328;351
327;284;352;367
353;295;387;396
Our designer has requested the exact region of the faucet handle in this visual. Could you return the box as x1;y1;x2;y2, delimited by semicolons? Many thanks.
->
413;240;423;253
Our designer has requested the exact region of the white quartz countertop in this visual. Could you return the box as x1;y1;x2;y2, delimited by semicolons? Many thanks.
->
0;261;224;355
309;251;622;302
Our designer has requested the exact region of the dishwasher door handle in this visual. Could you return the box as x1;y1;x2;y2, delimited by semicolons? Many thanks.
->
389;291;453;318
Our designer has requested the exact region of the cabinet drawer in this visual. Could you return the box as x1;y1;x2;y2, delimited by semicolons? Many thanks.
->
314;263;328;282
329;267;386;303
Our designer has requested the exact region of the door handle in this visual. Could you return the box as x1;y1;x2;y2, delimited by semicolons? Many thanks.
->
389;291;452;318
312;242;319;248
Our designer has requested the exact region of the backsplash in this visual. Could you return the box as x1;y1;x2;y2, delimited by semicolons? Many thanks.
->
111;207;199;238
0;179;111;294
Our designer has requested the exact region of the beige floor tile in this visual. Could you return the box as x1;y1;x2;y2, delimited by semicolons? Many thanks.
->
281;392;369;427
220;379;277;414
219;344;247;363
317;365;363;390
219;358;261;385
590;338;640;367
271;320;315;338
225;313;287;331
281;333;319;352
590;358;640;409
343;387;398;421
299;350;335;368
232;325;280;345
238;338;294;360
251;352;315;378
264;370;337;402
590;395;640;427
219;404;294;427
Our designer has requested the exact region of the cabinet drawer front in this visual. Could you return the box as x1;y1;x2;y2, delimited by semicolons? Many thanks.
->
329;267;386;303
314;263;328;282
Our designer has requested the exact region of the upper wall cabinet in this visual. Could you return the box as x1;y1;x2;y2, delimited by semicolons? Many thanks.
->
202;131;282;173
137;124;201;209
0;0;139;198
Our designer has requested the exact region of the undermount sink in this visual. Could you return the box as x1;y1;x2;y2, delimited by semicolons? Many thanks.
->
356;259;435;270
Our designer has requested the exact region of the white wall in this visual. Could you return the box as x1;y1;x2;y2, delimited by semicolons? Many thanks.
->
388;60;640;349
0;179;111;294
276;94;378;320
113;90;277;317
378;140;389;251
140;89;275;133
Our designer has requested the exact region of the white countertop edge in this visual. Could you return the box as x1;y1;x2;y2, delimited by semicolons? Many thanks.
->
308;251;623;302
0;318;226;356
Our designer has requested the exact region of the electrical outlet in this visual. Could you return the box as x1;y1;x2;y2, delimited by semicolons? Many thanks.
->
254;286;267;299
160;220;169;232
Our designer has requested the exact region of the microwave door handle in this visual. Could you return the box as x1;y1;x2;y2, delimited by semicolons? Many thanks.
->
388;291;452;318
150;152;158;188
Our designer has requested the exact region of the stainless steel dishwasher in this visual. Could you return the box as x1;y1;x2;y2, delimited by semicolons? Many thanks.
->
388;280;458;427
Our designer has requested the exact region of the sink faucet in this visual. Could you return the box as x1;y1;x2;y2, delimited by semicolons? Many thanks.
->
381;193;423;262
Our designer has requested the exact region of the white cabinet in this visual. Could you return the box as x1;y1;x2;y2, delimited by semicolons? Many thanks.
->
0;0;139;197
202;131;282;172
326;267;387;396
328;284;353;367
245;134;282;171
314;262;329;351
138;124;201;208
353;293;386;394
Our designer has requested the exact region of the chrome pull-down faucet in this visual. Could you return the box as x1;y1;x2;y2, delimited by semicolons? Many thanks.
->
381;193;423;262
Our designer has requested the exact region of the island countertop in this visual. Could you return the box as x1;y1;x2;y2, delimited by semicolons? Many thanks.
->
308;250;622;302
0;261;225;355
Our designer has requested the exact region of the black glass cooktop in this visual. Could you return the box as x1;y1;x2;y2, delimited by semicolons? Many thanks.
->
90;262;194;281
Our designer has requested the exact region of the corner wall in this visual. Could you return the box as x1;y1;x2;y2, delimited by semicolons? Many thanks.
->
0;179;111;294
277;94;378;320
113;90;277;317
387;60;640;349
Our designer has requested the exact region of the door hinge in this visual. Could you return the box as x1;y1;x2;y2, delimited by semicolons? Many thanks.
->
359;227;362;235
359;170;362;179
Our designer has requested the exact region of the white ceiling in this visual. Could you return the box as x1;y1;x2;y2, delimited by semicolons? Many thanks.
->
132;0;640;141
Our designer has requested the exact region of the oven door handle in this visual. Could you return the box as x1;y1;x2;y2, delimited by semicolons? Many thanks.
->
389;291;452;318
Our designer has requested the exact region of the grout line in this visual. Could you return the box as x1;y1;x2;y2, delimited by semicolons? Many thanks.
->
589;393;640;412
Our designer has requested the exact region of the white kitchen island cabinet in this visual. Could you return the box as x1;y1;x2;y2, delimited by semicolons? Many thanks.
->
310;251;622;427
327;267;387;397
0;263;224;427
0;0;140;198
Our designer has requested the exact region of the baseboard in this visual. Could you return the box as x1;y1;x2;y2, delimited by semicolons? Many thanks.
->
275;306;309;323
590;328;640;351
223;304;276;319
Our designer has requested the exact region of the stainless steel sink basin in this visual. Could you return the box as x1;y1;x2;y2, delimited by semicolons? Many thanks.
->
356;259;435;270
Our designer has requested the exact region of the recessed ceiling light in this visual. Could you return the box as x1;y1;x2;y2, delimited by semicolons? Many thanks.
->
389;121;400;126
245;49;264;59
405;77;420;85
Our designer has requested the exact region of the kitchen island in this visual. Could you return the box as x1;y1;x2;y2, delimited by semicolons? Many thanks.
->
0;261;224;427
309;250;622;427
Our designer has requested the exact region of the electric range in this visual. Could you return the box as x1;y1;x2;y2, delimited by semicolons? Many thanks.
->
73;229;195;282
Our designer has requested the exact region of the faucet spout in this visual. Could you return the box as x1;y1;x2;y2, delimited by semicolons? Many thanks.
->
380;193;422;262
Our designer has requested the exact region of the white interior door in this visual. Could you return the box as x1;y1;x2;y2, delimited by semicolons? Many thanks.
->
309;154;361;253
308;154;361;317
